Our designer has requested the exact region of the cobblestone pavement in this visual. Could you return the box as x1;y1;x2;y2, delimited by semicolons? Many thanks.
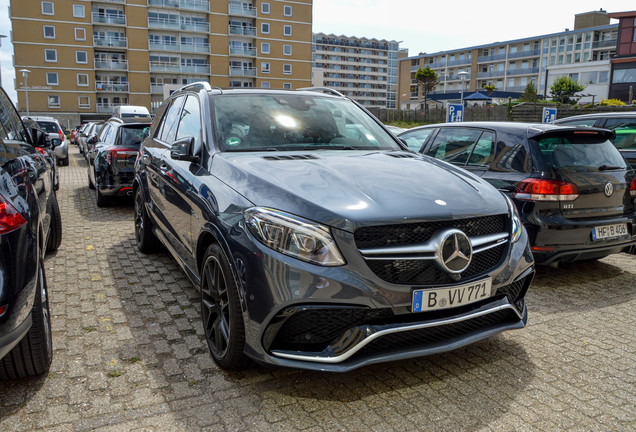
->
1;146;635;432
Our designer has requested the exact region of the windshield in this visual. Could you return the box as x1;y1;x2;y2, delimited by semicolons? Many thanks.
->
213;94;401;152
119;125;151;148
532;134;628;172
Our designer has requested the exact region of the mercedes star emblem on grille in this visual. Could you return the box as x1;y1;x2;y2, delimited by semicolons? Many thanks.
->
439;230;473;274
604;182;614;197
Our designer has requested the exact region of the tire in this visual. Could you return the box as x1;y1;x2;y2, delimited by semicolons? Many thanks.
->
134;187;160;253
95;186;108;207
88;170;95;190
46;194;63;253
0;260;53;379
201;243;249;371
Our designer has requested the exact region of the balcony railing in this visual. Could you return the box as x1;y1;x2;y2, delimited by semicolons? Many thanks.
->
477;53;507;63
228;2;256;16
180;0;209;11
92;12;126;26
181;63;210;74
94;59;128;70
149;61;210;74
149;41;209;54
150;84;164;94
148;17;180;30
95;82;129;92
507;67;539;76
229;25;257;37
476;70;506;79
148;0;179;7
181;43;210;54
446;58;471;67
507;49;541;59
229;46;256;57
229;66;256;77
96;103;119;113
180;21;210;32
592;39;617;49
93;36;128;49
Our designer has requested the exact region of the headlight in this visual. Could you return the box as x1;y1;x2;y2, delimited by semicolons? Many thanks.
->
244;207;346;266
502;193;523;243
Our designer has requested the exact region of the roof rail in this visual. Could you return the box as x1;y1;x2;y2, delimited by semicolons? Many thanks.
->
176;81;223;94
297;87;345;98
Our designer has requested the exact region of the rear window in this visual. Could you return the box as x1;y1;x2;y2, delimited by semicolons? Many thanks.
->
532;133;628;172
119;125;151;148
38;121;59;133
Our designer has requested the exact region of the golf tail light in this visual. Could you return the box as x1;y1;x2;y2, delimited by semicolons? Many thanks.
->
0;195;28;234
244;207;345;266
514;178;579;201
630;178;636;197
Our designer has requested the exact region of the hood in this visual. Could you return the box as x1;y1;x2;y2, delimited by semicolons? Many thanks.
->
211;151;509;232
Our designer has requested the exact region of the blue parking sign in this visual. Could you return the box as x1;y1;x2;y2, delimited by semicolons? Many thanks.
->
447;103;464;122
542;107;557;124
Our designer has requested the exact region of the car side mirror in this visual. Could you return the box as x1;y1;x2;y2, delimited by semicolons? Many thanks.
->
88;136;98;144
31;128;47;147
50;138;62;148
170;137;199;163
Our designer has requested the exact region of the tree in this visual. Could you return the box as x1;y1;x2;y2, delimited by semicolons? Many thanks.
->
484;85;495;96
550;76;585;104
415;66;439;111
519;82;539;103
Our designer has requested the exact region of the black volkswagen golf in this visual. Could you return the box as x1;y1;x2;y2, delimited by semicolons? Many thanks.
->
134;84;534;372
399;122;636;266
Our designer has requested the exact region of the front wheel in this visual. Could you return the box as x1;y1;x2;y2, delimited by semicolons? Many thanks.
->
46;194;62;252
134;187;160;253
201;243;249;370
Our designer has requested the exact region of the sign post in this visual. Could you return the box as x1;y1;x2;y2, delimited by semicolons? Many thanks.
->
447;103;464;123
542;107;557;124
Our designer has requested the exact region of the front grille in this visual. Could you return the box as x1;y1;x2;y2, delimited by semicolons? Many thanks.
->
354;309;516;357
355;215;507;249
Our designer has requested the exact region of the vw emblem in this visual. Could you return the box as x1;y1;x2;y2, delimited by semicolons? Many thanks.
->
435;199;447;206
604;182;613;197
438;229;473;274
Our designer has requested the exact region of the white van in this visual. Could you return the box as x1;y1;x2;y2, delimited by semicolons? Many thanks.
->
113;105;151;120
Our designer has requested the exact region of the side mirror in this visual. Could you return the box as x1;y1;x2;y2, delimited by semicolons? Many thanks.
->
50;138;62;148
170;137;199;163
31;128;47;147
88;135;98;144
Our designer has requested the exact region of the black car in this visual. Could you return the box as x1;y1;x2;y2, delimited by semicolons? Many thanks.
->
134;84;534;372
553;112;636;167
0;86;62;379
22;118;60;191
87;117;151;206
399;122;636;266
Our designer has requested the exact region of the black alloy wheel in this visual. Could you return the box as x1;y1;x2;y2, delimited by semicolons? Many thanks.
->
201;243;249;370
46;194;63;252
134;187;160;253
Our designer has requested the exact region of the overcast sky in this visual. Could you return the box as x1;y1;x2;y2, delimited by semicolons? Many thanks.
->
1;1;635;103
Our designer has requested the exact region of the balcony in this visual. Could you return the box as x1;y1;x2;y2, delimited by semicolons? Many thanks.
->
476;70;506;79
92;12;126;26
229;25;257;37
150;84;164;94
592;39;617;49
148;17;180;30
447;58;471;67
95;59;128;70
229;66;256;77
93;36;128;49
229;46;256;57
181;43;210;54
180;0;209;11
477;53;507;63
228;1;256;17
507;67;539;76
507;49;541;59
96;103;119;113
95;82;129;92
149;61;181;73
181;63;210;74
148;0;179;7
180;21;210;32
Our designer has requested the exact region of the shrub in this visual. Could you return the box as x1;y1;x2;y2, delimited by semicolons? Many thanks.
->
599;99;626;106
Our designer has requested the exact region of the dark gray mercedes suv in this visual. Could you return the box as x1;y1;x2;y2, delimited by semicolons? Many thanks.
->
134;84;535;372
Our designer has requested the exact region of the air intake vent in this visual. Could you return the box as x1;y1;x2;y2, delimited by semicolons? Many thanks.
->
262;154;319;161
386;153;417;159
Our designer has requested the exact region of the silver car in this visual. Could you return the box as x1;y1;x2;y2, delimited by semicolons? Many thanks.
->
22;116;69;166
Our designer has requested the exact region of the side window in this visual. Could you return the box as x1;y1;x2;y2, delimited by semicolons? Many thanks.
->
467;131;496;166
603;118;636;150
175;95;201;151
399;128;433;152
0;89;29;143
491;142;531;173
156;97;185;143
97;124;111;142
425;128;482;166
557;119;597;127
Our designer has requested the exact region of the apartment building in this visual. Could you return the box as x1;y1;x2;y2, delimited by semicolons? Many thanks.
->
399;10;618;108
311;33;404;109
608;10;636;101
10;0;313;125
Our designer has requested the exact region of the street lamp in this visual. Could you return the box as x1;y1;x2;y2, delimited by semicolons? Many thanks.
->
458;70;469;106
19;69;31;116
0;35;7;88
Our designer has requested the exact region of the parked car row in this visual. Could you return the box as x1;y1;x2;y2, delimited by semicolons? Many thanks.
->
0;86;63;379
21;115;69;166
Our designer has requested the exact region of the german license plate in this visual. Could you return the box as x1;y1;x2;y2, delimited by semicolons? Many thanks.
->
412;278;492;312
592;223;628;240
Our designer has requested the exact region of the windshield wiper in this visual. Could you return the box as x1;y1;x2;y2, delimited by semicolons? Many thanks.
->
598;164;623;171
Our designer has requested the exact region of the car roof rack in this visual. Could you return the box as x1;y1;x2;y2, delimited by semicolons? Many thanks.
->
297;87;345;98
177;81;223;94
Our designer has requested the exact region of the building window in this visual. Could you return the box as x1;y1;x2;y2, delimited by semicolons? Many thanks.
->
73;4;85;18
74;27;86;41
77;73;89;86
46;72;58;85
261;81;270;88
78;96;90;109
283;44;292;56
43;25;55;39
45;49;57;62
283;25;292;36
48;95;60;109
284;5;292;16
283;64;292;75
261;23;270;34
261;42;270;54
76;51;88;64
283;83;291;90
261;2;270;14
261;62;270;73
41;1;54;15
